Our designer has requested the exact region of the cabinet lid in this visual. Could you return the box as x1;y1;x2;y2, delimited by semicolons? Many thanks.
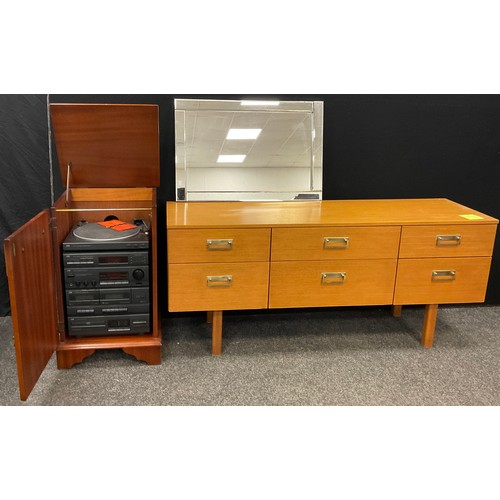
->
50;103;160;188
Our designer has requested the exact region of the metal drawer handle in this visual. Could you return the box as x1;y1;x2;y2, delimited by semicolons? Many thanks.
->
436;235;461;246
207;275;233;287
432;270;457;281
321;272;347;285
324;237;349;249
206;239;233;251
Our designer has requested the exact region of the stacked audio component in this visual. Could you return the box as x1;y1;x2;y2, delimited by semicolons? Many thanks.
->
62;220;151;337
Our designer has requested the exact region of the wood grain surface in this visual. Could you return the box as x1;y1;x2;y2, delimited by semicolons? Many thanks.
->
4;210;58;400
271;226;401;261
168;262;269;312
394;257;492;304
399;224;497;258
50;104;160;188
167;199;499;228
168;228;271;263
269;259;397;308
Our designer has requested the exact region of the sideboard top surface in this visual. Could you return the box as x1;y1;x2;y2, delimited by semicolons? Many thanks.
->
166;199;498;229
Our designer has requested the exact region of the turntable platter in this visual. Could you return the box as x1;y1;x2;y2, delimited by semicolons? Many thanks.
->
73;222;141;242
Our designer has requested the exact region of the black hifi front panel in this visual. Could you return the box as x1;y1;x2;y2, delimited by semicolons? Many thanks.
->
68;314;151;336
62;221;151;337
64;265;149;289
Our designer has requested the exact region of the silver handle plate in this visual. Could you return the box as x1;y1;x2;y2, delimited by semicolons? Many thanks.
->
206;239;233;251
321;272;347;285
207;275;233;287
436;235;461;246
324;237;349;249
432;270;457;281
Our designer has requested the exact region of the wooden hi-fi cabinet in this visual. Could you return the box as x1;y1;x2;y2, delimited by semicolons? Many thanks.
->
4;103;162;400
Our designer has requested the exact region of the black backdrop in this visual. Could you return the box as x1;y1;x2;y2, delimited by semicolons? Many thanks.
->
1;94;499;316
0;95;54;315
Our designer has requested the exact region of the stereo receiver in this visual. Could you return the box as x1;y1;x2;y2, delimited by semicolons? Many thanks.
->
64;266;149;289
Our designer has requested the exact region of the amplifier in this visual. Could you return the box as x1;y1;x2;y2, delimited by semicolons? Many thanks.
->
64;266;149;289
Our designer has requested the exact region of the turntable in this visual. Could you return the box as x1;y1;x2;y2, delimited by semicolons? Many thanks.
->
63;220;150;251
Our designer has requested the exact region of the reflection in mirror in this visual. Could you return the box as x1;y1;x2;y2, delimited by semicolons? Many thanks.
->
175;99;323;201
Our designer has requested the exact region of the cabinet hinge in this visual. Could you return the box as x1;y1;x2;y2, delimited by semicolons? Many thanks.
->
50;216;57;230
57;321;66;341
12;243;16;257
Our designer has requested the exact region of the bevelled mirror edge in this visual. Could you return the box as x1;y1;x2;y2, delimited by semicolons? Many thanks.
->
174;98;324;202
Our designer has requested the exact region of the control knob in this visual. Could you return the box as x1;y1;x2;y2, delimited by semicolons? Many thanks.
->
132;269;145;281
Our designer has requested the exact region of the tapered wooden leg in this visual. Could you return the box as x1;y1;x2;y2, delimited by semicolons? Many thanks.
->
207;311;213;324
212;311;223;356
391;305;403;317
422;304;439;348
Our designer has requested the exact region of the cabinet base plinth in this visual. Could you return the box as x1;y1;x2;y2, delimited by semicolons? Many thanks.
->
57;335;162;368
122;345;161;364
57;349;96;369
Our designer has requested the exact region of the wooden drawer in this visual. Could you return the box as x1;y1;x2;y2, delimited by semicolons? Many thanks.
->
399;224;497;258
394;257;492;305
271;226;401;261
167;228;271;263
168;262;269;312
269;259;397;308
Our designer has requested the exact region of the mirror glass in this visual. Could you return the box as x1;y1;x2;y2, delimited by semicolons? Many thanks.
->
174;98;323;201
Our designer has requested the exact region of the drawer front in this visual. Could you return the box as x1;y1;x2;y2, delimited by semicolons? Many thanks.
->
168;262;269;312
394;257;492;305
399;224;497;258
271;226;401;261
167;228;271;263
269;259;397;308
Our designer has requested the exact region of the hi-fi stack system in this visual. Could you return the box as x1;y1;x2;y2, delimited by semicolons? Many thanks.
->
62;219;151;337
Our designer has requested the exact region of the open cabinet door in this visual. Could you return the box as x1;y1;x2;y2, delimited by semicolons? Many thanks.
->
4;209;58;400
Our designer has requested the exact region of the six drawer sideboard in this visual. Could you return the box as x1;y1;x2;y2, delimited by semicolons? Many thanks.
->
167;199;498;354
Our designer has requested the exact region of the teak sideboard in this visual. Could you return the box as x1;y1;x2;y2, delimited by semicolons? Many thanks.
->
167;199;498;354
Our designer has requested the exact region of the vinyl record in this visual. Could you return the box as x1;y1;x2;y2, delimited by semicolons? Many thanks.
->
72;222;140;242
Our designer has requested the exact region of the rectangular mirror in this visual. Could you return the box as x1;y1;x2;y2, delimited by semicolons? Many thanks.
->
174;98;324;201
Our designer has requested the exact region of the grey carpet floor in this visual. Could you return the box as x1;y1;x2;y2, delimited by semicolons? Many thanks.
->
0;305;499;405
